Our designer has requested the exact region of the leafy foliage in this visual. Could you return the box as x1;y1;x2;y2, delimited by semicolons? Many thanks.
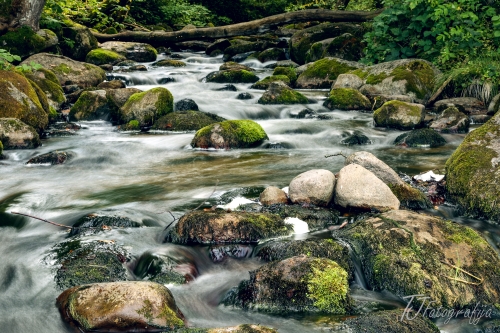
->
0;49;42;72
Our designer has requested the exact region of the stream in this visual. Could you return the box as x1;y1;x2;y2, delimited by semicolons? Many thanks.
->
0;51;498;332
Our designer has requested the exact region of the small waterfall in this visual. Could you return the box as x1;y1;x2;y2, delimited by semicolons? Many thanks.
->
335;237;369;290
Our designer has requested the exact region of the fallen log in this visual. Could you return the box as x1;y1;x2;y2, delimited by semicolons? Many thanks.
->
92;9;382;44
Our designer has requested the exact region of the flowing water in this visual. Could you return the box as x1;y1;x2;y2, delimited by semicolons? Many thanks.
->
0;52;498;332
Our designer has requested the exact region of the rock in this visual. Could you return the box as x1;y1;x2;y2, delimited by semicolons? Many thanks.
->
152;111;225;131
208;325;278;333
191;120;268;149
262;204;339;231
120;87;174;127
24;68;66;111
164;211;292;244
69;90;112;121
324;88;371;111
488;93;500;116
339;210;500;308
295;57;364;89
219;62;254;72
99;41;157;62
152;59;186;67
368;94;415;110
0;118;41;149
289;169;335;207
115;59;137;67
85;48;125;65
273;66;297;84
223;40;278;61
222;256;350;314
334;164;400;212
22;53;106;89
175;98;199;111
106;87;142;110
257;48;286;62
182;24;196;30
430;106;470;133
236;92;253;100
394;128;446;148
132;252;190;284
57;281;185;331
434;97;486;115
26;151;71;165
341;309;440;333
470;114;492;124
0;26;58;59
258;81;309;105
69;214;140;237
205;70;259;84
175;40;210;51
43;122;81;137
305;33;364;63
445;113;500;221
265;60;299;69
373;101;426;130
332;73;364;90
340;130;371;145
259;186;288;206
0;70;48;131
206;39;231;55
209;244;253;263
97;80;126;89
55;22;98;61
251;75;290;90
216;84;238;91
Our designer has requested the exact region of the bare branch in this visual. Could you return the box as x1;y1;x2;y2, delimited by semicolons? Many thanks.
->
325;152;348;159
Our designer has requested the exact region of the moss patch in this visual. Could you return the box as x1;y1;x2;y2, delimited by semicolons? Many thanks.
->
251;75;290;90
0;26;48;58
373;100;424;130
273;66;297;83
258;83;309;105
121;87;174;126
323;88;371;111
206;70;259;84
391;60;435;100
192;120;268;149
297;58;358;89
152;110;225;131
388;184;431;210
152;59;186;67
85;49;125;66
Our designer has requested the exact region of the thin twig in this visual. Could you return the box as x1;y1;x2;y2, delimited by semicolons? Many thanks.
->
190;179;219;212
325;152;348;159
440;260;483;283
10;212;100;230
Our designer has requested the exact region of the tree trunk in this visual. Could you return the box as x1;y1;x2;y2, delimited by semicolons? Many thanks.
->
0;0;47;33
92;9;382;45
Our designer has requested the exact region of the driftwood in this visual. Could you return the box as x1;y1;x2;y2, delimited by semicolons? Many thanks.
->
92;9;382;44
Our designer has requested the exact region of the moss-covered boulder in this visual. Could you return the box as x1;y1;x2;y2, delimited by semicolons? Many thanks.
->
206;39;231;56
257;48;286;62
430;106;470;133
191;120;268;149
97;80;126;89
133;252;190;285
263;204;339;231
338;210;500;308
0;70;48;131
21;53;106;89
219;62;254;72
273;66;297;83
85;48;125;66
120;87;174;127
445;113;500;221
0;118;41;149
69;90;113;121
350;59;439;105
373;101;425;130
56;21;98;61
57;281;185;332
152;111;226;131
434;97;486;115
324;88;371;111
165;210;292;244
205;69;259;84
332;73;365;90
99;41;157;62
295;57;363;89
305;33;364;63
223;40;276;61
0;26;58;59
251;75;290;90
152;59;186;67
394;128;446;148
24;68;66;111
106;87;142;109
223;256;350;314
258;81;309;105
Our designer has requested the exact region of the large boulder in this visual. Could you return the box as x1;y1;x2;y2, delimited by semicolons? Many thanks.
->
323;88;371;111
164;210;292;244
99;41;157;62
219;62;254;72
338;210;500;308
69;90;112;121
120;87;174;127
289;169;335;207
205;69;259;84
152;111;226;131
22;53;106;89
394;128;446;148
430;106;470;133
223;40;278;61
251;75;291;90
273;66;297;84
373;101;426;130
258;81;309;105
295;57;363;89
445;113;500;221
0;70;48;131
304;33;364;63
334;164;400;212
27;151;71;165
57;281;185;332
106;87;142;110
191;120;268;149
24;68;66;111
0;118;41;149
56;22;98;61
434;97;486;115
223;256;350;314
332;73;365;90
0;26;58;59
257;47;286;62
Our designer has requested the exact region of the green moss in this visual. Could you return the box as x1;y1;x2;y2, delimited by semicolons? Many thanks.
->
26;78;50;114
122;87;174;125
257;48;285;62
323;88;371;111
206;69;259;83
440;220;487;247
305;42;324;63
258;84;309;105
307;259;348;314
273;66;297;83
0;140;3;155
0;26;47;58
25;69;65;106
388;184;431;210
104;27;118;34
300;58;357;82
366;72;389;85
192;120;268;149
251;75;290;89
373;100;423;130
68;292;92;330
85;49;125;65
136;299;154;322
152;110;225;131
127;120;140;130
54;63;72;75
391;60;435;100
152;59;186;67
156;305;184;328
348;68;369;80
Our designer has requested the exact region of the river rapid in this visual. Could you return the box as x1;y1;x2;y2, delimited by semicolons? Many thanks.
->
0;51;498;333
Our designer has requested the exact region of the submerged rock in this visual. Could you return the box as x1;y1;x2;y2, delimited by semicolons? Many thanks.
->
394;128;446;148
373;101;426;130
26;151;71;165
289;169;335;207
0;118;41;149
69;214;140;237
191;120;268;149
340;130;372;145
209;244;253;263
164;210;292;245
258;81;309;105
132;252;191;284
236;92;253;100
57;281;185;331
251;75;291;90
216;84;238;91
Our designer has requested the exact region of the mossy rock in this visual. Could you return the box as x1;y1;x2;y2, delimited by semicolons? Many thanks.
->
373;100;425;130
56;22;98;61
223;40;273;60
205;70;259;84
99;41;157;62
69;214;140;237
272;66;297;83
258;81;309;105
207;325;278;333
152;59;186;67
295;57;363;89
305;33;364;63
0;118;41;149
85;48;125;66
388;184;431;210
152;111;226;131
219;62;253;72
430;106;470;133
262;204;339;231
69;90;112;121
340;130;372;145
27;77;51;115
222;256;351;314
191;119;268;149
120;87;174;127
251;75;290;90
445;113;500;222
0;70;48;131
26;151;72;165
324;88;371;111
0;26;58;59
394;128;446;148
164;210;292;244
24;69;66;111
337;210;500;309
133;252;188;285
257;48;286;62
0;140;2;155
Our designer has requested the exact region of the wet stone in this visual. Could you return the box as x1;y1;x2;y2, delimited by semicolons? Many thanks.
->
209;245;253;263
236;92;253;100
68;214;141;237
26;151;72;165
216;84;238;91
